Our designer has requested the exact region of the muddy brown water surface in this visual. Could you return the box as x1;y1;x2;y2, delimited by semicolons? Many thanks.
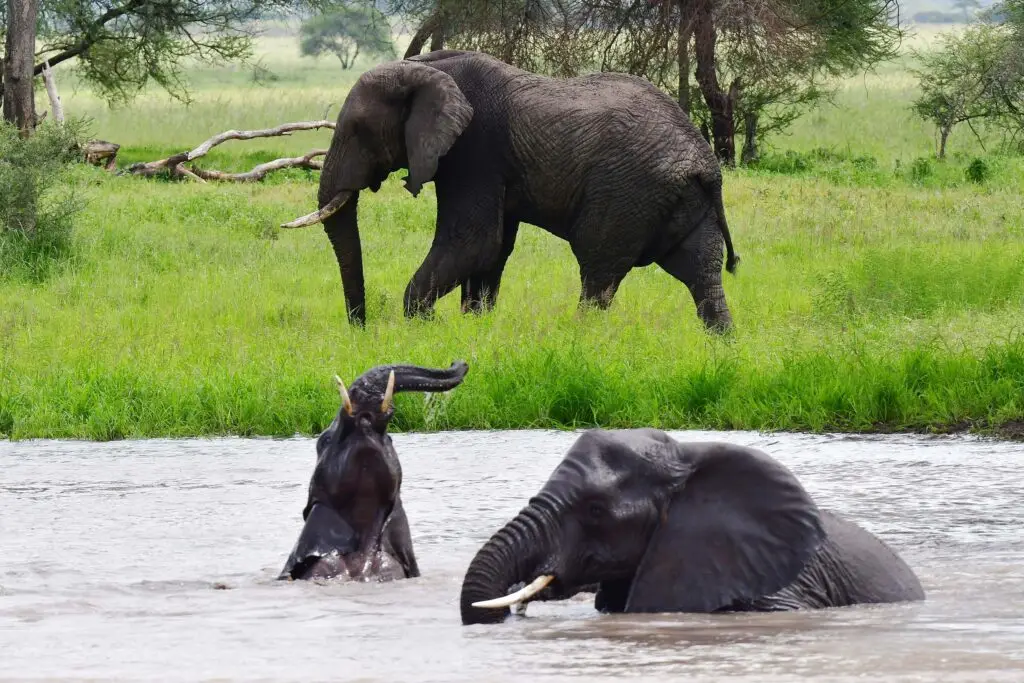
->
1;430;1023;682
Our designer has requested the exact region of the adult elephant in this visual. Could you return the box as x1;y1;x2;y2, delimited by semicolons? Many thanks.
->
282;50;740;331
460;428;924;625
278;361;468;581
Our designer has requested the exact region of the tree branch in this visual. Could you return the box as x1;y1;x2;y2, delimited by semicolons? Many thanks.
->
191;149;327;182
123;120;336;181
31;0;150;76
184;120;335;161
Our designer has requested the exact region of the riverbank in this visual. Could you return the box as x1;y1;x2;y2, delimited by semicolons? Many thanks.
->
2;34;1023;441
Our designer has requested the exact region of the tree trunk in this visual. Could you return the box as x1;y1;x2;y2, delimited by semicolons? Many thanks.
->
938;126;950;159
429;23;445;52
2;0;39;136
693;8;735;166
676;0;694;116
741;110;759;165
404;11;444;58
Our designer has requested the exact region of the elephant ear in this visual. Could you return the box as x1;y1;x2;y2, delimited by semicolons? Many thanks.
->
626;443;825;613
400;63;473;197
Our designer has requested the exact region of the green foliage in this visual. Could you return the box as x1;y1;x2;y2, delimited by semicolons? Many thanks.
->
965;157;991;183
911;21;1024;157
299;5;395;69
910;156;933;181
0;121;85;282
391;0;902;159
0;0;331;105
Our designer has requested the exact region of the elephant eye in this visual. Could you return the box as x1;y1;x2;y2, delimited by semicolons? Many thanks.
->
587;502;606;520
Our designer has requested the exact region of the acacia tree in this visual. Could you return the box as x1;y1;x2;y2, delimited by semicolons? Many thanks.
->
300;4;395;69
912;1;1024;155
392;0;902;165
0;0;328;106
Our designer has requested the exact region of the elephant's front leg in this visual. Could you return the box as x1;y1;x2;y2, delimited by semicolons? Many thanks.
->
404;179;506;320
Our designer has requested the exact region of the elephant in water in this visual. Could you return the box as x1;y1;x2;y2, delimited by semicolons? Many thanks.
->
282;49;739;332
460;428;925;624
278;361;469;581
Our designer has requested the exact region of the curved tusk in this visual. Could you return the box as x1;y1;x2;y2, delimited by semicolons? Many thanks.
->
281;191;352;229
471;574;554;609
380;370;396;412
334;374;353;415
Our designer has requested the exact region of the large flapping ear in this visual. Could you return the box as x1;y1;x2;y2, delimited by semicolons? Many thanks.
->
626;443;825;613
399;62;473;197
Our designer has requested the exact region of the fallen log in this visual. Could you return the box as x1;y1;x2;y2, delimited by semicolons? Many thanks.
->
123;120;335;181
82;140;121;171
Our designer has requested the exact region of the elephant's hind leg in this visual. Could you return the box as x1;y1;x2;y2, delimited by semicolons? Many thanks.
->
570;220;640;311
656;212;734;333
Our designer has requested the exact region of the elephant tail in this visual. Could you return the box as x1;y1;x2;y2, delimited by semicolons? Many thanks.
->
699;175;740;275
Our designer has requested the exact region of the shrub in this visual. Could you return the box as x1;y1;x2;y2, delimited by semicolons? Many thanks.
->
910;157;933;181
965;157;991;184
0;121;85;282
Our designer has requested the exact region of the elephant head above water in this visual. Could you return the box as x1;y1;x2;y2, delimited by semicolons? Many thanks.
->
460;428;925;625
278;361;469;582
282;50;739;332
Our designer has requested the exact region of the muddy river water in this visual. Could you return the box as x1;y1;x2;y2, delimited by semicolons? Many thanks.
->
1;430;1022;682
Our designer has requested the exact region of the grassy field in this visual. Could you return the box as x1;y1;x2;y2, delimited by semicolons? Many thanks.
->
1;29;1023;440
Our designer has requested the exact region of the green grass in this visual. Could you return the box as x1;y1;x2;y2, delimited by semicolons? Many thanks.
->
2;29;1024;440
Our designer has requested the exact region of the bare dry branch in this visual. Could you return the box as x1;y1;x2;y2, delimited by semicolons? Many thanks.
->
190;149;327;182
42;62;66;124
123;120;336;181
125;152;192;179
184;121;336;161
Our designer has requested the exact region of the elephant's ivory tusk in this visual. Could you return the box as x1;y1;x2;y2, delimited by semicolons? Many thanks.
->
281;191;352;228
471;574;554;609
334;374;353;415
380;370;396;412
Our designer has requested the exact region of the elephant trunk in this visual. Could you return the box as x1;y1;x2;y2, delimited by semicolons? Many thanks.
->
460;503;555;625
323;193;366;327
347;361;470;408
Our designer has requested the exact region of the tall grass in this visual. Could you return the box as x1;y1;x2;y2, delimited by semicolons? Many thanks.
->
1;30;1022;440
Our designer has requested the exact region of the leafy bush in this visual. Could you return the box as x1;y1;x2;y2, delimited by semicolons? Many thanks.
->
0;121;85;282
910;157;933;181
965;157;991;183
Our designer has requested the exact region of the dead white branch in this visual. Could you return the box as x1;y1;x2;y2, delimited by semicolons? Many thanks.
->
125;120;335;181
191;149;327;182
184;121;335;161
42;61;65;124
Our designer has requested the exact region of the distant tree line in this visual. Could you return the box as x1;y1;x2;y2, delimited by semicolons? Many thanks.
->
385;0;904;166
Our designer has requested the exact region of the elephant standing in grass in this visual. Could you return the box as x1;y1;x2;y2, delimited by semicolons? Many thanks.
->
460;428;924;624
283;50;739;331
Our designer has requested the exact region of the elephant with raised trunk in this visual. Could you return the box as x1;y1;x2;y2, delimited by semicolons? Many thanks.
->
283;50;739;331
278;361;468;582
460;428;924;625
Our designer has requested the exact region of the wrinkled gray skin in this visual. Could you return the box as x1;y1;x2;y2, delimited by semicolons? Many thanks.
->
279;361;469;582
460;429;925;625
311;50;738;331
